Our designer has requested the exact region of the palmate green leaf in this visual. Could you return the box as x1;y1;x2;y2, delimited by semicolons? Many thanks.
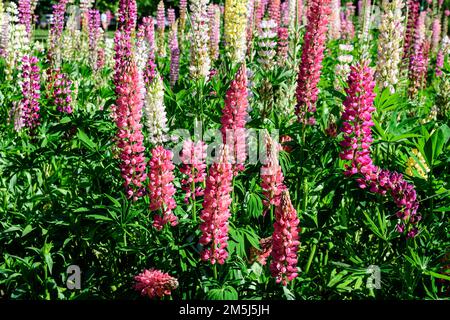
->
77;129;97;152
425;124;450;166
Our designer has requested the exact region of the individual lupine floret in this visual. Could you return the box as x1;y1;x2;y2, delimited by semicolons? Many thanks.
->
295;0;331;124
199;146;234;265
148;146;178;230
190;0;211;80
134;269;179;299
270;189;300;286
224;0;248;64
376;0;405;94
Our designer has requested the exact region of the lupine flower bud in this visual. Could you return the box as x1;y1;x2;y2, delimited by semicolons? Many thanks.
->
134;269;178;299
295;0;331;124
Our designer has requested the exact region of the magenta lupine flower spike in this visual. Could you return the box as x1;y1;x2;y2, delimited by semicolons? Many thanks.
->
88;9;101;70
112;2;147;200
339;61;377;184
134;269;179;299
261;133;287;208
180;139;208;203
199;145;234;265
403;0;419;60
270;189;300;286
220;64;249;172
18;0;32;36
295;0;331;125
118;0;137;34
148;146;178;230
47;68;73;114
48;0;69;66
339;61;420;237
20;55;41;131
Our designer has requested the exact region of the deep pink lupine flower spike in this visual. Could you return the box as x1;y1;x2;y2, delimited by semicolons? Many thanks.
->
112;0;148;200
148;146;178;230
339;61;420;237
199;146;234;265
270;190;300;286
220;64;249;173
295;0;332;124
